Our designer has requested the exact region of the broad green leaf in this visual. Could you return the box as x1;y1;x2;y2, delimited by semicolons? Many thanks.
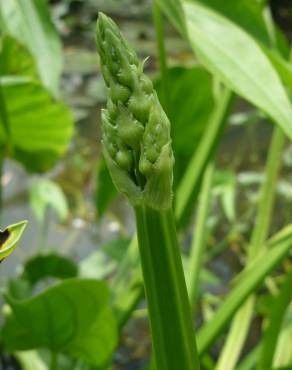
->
191;0;283;53
0;221;27;261
23;253;78;285
0;36;38;79
155;66;214;185
188;1;292;86
183;1;292;140
0;77;73;172
3;279;117;366
197;224;292;355
66;307;116;366
30;179;69;223
0;0;63;95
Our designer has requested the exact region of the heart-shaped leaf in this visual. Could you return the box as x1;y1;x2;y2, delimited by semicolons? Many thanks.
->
3;279;117;366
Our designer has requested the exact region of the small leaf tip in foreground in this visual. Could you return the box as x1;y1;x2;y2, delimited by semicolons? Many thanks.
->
96;14;174;210
0;220;28;261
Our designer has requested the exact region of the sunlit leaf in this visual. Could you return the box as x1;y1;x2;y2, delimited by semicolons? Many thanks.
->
0;0;63;95
183;1;292;139
0;35;38;79
0;77;73;172
0;221;27;261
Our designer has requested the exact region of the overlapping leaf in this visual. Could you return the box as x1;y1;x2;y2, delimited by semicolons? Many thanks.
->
0;0;63;95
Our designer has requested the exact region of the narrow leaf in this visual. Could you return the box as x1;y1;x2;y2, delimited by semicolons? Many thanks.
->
197;225;292;355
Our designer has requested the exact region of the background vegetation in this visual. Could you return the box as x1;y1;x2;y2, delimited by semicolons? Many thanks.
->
0;0;292;369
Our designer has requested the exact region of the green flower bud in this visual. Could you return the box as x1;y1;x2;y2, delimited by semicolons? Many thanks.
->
96;13;174;210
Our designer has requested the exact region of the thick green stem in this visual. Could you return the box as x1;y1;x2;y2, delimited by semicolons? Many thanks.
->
152;0;170;116
187;161;214;309
135;206;200;370
50;351;57;370
216;127;285;370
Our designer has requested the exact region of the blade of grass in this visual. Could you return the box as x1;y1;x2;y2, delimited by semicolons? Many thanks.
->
135;206;200;370
187;161;214;308
216;126;285;370
215;297;255;370
197;224;292;355
257;270;292;370
273;309;292;368
236;346;260;370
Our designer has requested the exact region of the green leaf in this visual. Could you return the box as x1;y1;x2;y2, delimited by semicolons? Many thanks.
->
0;0;63;95
257;271;292;370
66;306;116;366
183;1;292;140
0;35;38;79
191;0;271;50
197;224;292;355
0;77;73;172
3;279;117;366
30;179;69;223
23;253;78;285
155;66;214;185
270;301;292;368
0;220;27;261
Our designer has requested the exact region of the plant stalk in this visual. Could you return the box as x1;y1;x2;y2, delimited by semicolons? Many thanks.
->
152;0;170;116
175;88;234;225
50;351;57;370
187;161;214;309
135;206;200;370
216;126;285;370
